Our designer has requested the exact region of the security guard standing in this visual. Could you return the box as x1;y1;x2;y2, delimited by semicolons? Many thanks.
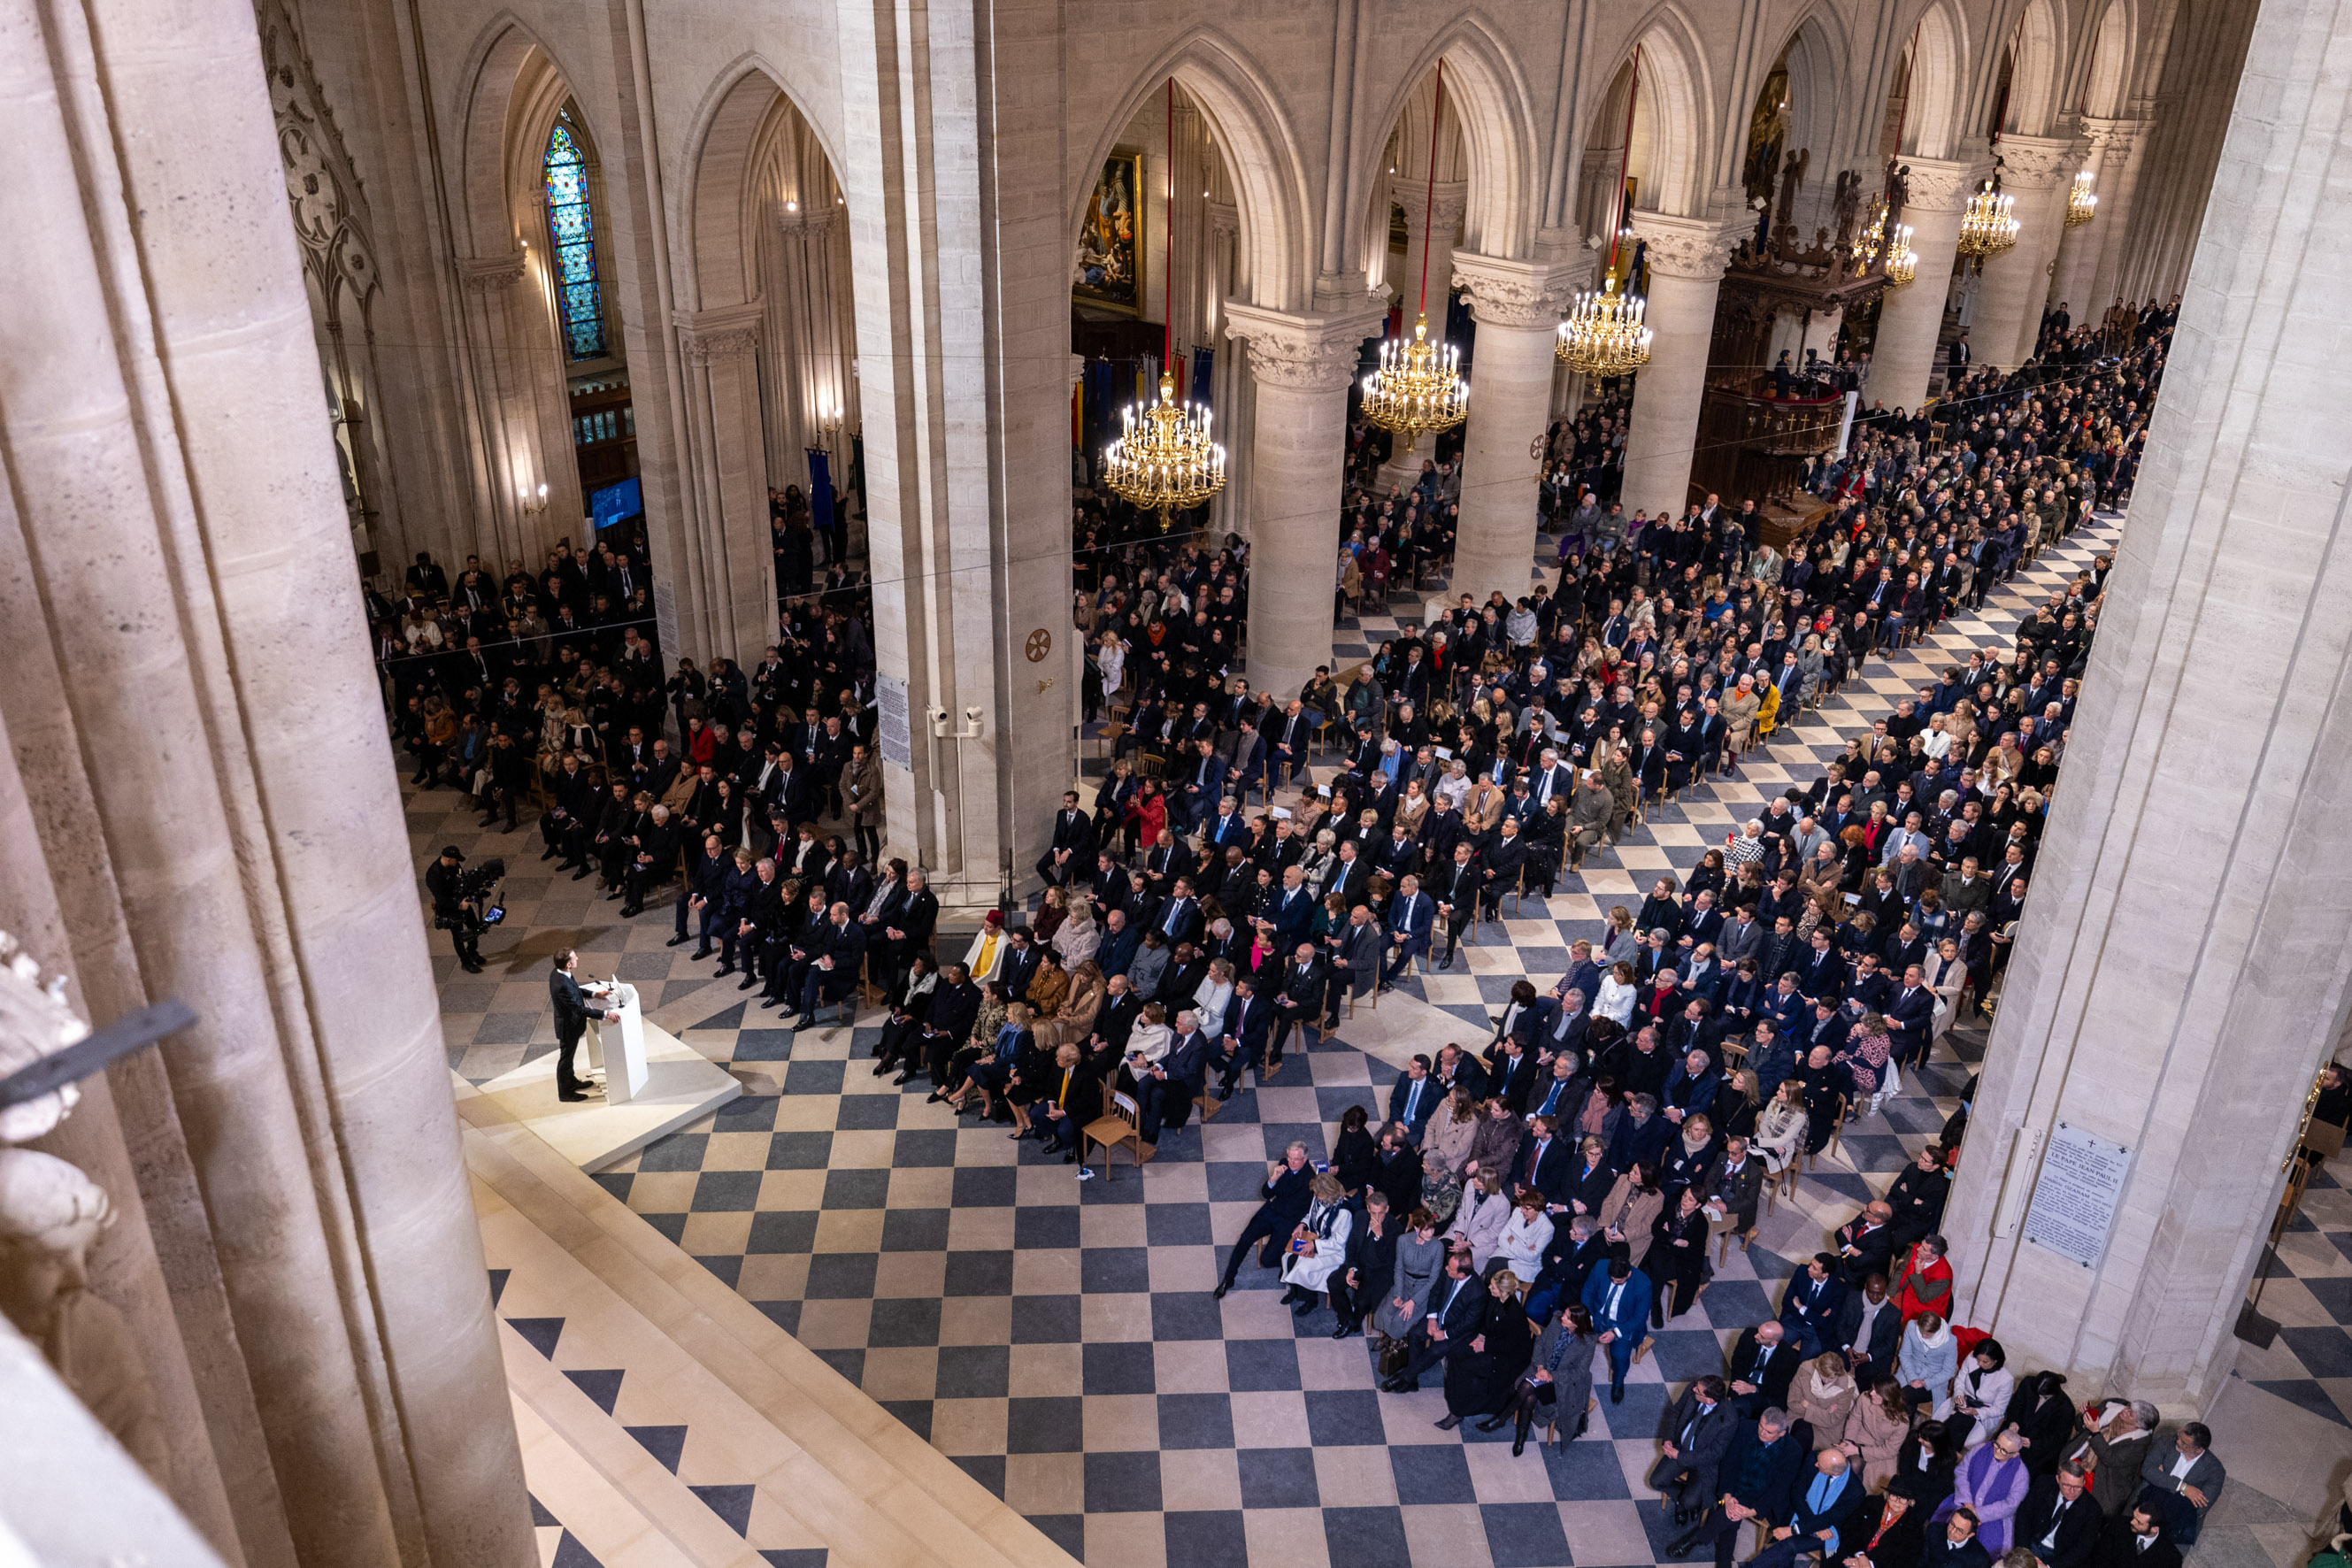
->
426;844;484;973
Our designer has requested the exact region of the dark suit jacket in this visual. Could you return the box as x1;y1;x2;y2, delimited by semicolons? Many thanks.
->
1656;1390;1741;1500
1716;1423;1803;1519
2014;1479;2104;1568
1779;1271;1849;1341
550;968;599;1041
1834;1291;1903;1372
1726;1327;1800;1410
1422;1272;1487;1340
1510;1133;1574;1204
2090;1518;2176;1568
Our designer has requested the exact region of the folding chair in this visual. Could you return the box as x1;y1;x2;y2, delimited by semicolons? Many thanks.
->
1083;1086;1157;1177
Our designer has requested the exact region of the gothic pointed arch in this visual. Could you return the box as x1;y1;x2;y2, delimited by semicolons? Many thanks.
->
1352;22;1544;267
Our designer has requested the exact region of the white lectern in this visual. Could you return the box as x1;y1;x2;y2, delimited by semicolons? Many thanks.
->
581;980;649;1103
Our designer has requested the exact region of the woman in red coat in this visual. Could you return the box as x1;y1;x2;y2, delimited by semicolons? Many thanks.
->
1893;1234;1955;1323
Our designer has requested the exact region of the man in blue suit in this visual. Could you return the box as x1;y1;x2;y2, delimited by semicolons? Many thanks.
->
1380;872;1436;987
1178;738;1227;832
1884;963;1938;1069
1582;1255;1655;1402
1387;1054;1439;1141
1213;976;1278;1097
1777;1253;1850;1357
1268;865;1318;952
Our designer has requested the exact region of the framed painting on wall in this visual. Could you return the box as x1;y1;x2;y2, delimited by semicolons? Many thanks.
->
1073;150;1142;314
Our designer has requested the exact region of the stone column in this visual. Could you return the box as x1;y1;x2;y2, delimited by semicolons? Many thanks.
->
1866;157;1977;411
2082;118;2152;313
1618;214;1737;521
1942;0;2352;1413
2046;142;2104;333
1;0;534;1562
1378;179;1466;489
1449;254;1568;602
1226;300;1385;695
676;304;777;664
1971;136;2073;369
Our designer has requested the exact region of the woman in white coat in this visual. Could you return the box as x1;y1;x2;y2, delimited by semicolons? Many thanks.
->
1936;1338;2016;1449
1446;1171;1512;1272
1924;935;1968;1046
1279;1173;1355;1314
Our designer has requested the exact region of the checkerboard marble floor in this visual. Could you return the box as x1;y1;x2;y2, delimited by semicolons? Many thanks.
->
411;515;2340;1568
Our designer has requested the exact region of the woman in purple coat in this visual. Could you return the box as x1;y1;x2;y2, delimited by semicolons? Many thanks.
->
1935;1424;2032;1551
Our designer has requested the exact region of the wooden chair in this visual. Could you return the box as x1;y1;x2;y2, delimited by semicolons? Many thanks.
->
1098;719;1127;762
1762;1158;1801;1216
1083;1086;1157;1177
1709;1207;1756;1264
1139;749;1167;783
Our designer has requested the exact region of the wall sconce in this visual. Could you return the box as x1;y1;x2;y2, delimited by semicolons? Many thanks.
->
520;482;550;517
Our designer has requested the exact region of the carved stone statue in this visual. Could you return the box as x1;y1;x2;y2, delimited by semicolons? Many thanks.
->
0;935;162;1476
1774;150;1810;232
0;932;89;1144
1833;169;1864;252
0;1149;162;1472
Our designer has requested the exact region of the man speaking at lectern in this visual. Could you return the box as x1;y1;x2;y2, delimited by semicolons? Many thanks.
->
551;949;621;1103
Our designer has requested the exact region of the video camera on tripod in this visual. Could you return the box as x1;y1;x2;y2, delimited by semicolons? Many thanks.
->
433;851;507;933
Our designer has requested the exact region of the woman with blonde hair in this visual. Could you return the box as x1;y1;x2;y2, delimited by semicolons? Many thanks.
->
1752;1079;1809;1174
1603;906;1641;965
1794;1349;1861;1449
1446;1169;1512;1272
1052;898;1100;971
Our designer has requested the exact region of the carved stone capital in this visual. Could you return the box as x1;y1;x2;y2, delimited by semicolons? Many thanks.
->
1899;156;1988;215
1393;178;1469;239
2079;116;2151;158
1205;200;1240;242
1225;298;1385;394
458;251;526;294
1996;134;2077;188
675;302;765;363
1626;213;1741;281
1451;253;1572;330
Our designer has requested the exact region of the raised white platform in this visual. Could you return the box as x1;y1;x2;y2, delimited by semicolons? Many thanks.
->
473;1019;740;1173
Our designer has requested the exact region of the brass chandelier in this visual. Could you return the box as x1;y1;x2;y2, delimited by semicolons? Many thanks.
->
1102;79;1226;523
1557;47;1652;378
1884;223;1918;288
1956;180;2019;257
2064;168;2098;227
1362;61;1468;436
1556;279;1653;378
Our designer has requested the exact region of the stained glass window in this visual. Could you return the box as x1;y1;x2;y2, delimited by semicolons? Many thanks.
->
544;111;607;361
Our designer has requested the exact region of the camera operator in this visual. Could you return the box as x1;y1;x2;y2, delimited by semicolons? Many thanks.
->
426;844;484;973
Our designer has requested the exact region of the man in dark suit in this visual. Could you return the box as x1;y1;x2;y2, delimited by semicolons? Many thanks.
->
1268;865;1318;952
1213;976;1278;1097
1834;1272;1903;1385
1778;1253;1850;1357
1725;1320;1800;1415
1650;1376;1740;1515
670;834;733;955
1035;791;1096;887
1151;877;1203;946
1487;1037;1541;1115
1833;1202;1899;1287
1511;1114;1576;1207
1329;904;1382;1025
2091;1505;2179;1568
1741;1449;1865;1568
1423;842;1480;970
2014;1464;2103;1568
548;949;620;1103
1270;942;1329;1068
1916;1508;1994;1568
1214;1142;1317;1296
1381;1247;1487;1396
1380;872;1436;987
786;902;867;1030
1664;1409;1803;1564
